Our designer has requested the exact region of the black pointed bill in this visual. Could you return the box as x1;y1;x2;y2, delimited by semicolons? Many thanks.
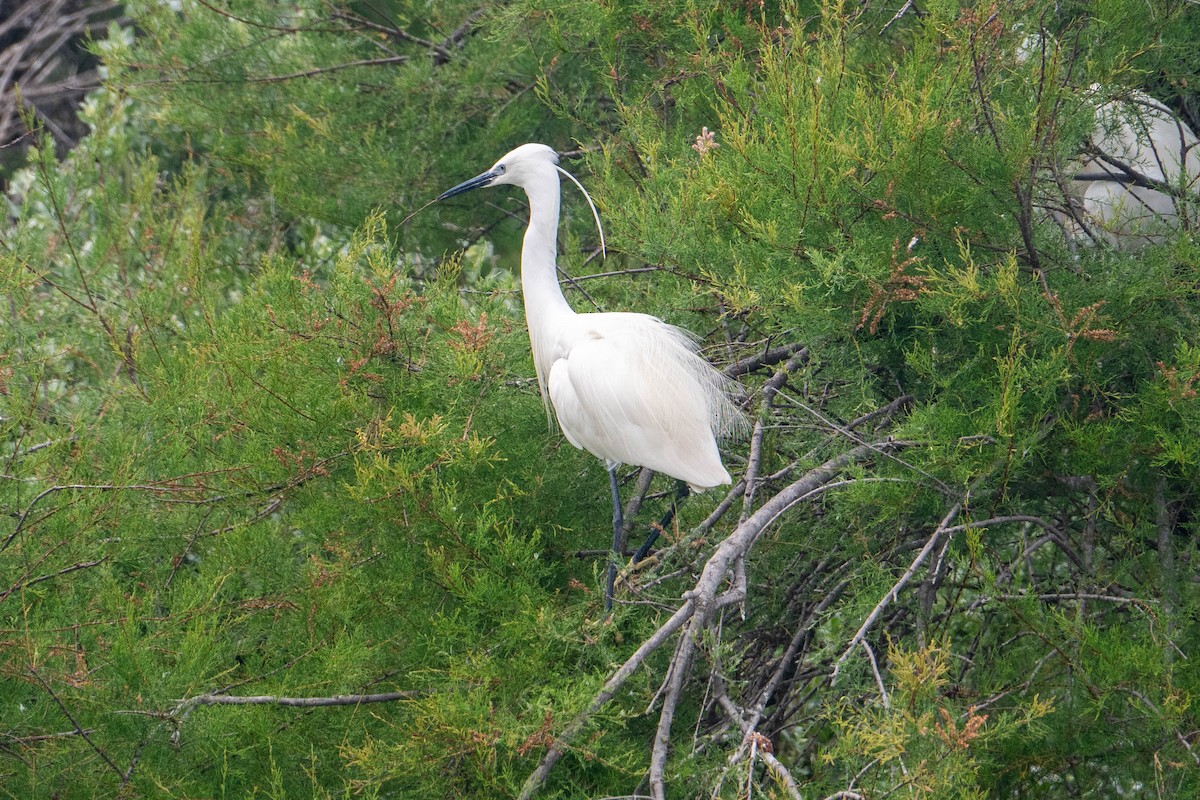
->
436;168;501;201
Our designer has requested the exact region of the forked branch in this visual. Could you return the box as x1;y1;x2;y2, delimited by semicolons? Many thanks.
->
518;436;912;799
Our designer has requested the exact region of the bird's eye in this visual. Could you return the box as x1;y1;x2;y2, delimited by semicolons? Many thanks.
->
495;164;506;174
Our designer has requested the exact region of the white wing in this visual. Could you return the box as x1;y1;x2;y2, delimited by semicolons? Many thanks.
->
546;312;743;489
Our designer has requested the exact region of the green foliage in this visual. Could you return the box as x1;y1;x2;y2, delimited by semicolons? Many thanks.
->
4;0;1200;798
104;0;584;244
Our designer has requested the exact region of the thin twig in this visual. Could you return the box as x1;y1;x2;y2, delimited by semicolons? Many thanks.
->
169;689;427;746
712;678;803;800
862;640;890;709
3;483;212;553
832;497;967;683
29;668;124;780
0;557;107;603
879;0;918;35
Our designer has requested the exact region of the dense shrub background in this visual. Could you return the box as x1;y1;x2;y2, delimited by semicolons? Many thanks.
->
2;1;1198;797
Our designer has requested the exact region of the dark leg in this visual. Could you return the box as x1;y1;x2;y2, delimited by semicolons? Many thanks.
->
605;464;623;612
632;480;690;564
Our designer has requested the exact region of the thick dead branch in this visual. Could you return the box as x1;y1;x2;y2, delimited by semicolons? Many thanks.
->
518;600;697;800
520;437;911;799
647;440;911;798
725;341;810;378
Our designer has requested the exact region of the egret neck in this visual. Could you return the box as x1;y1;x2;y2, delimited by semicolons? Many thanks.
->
519;168;574;396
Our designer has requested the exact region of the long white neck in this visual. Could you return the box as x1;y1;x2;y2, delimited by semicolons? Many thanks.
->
518;168;575;405
519;170;573;320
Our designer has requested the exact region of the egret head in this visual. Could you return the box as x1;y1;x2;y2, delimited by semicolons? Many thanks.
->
437;143;559;200
434;143;606;254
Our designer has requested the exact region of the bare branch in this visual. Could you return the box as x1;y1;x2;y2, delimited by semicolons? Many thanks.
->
517;599;697;800
176;689;425;708
1;728;96;745
147;56;412;86
744;577;851;737
642;440;910;798
879;0;921;35
0;0;123;152
3;483;213;554
439;7;489;60
861;640;890;709
329;10;451;62
168;688;428;746
725;341;810;378
712;676;803;800
832;496;967;683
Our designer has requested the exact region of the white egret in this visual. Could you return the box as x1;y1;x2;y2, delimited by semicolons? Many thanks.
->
436;143;744;609
1013;34;1199;248
1070;87;1200;248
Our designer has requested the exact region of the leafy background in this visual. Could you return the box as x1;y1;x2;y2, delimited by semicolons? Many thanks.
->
2;0;1199;798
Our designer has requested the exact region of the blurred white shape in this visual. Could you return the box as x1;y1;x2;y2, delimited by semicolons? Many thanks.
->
1067;85;1200;248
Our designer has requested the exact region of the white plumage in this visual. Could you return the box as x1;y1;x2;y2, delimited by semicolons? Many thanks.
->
1068;87;1200;247
545;311;738;490
439;143;742;488
437;143;743;607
